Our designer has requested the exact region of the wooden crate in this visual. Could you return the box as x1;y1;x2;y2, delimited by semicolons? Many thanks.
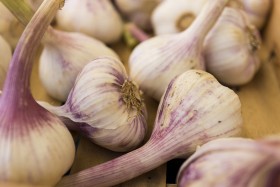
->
2;0;280;186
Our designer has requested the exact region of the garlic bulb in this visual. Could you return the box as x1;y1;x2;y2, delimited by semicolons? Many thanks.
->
204;8;261;86
56;0;123;44
177;137;280;187
152;0;207;35
0;0;75;185
57;69;242;187
40;57;147;152
115;0;162;30
129;0;228;101
232;0;272;29
0;2;24;48
0;35;12;88
39;27;120;101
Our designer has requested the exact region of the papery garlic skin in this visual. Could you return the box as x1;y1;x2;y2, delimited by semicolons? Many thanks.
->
40;57;147;152
0;109;75;186
153;70;242;155
177;137;280;187
0;35;12;88
129;0;228;101
240;0;271;29
0;3;24;48
56;0;123;44
152;0;207;35
39;27;120;102
115;0;161;31
204;8;261;86
129;34;205;101
56;70;242;187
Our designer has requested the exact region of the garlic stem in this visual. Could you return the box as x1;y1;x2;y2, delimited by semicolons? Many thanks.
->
129;0;229;101
0;0;37;26
57;141;170;187
0;0;75;185
180;0;228;45
1;0;63;107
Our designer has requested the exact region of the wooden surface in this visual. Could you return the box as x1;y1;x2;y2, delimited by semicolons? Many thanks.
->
28;1;280;186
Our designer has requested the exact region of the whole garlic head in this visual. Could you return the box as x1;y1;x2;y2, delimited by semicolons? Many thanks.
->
39;27;120;102
204;8;261;86
177;137;280;187
40;57;148;152
56;0;123;44
152;0;207;35
0;35;12;88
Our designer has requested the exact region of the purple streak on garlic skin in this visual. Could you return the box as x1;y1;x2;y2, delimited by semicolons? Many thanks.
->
177;137;280;187
39;27;120;102
56;70;242;187
40;57;147;152
129;0;229;101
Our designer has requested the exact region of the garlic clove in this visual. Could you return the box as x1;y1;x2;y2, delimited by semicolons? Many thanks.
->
40;57;147;152
204;8;262;86
115;0;162;31
151;0;207;35
39;27;120;102
0;35;12;88
129;0;228;101
56;0;123;44
177;137;280;187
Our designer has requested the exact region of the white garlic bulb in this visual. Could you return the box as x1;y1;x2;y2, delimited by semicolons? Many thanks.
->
39;27;120;102
56;0;123;44
40;57;147;152
231;0;272;29
204;8;261;86
0;35;12;88
115;0;162;30
0;2;24;48
129;0;228;101
152;0;207;35
177;137;280;187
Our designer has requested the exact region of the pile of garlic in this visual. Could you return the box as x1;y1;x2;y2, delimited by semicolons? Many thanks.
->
0;0;276;186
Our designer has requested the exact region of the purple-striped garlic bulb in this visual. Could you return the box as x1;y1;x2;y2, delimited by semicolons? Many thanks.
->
177;137;280;187
0;35;12;88
152;0;207;35
204;7;261;86
129;0;228;101
57;70;242;187
1;0;120;102
56;0;123;44
0;0;75;185
114;0;162;31
40;57;147;152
